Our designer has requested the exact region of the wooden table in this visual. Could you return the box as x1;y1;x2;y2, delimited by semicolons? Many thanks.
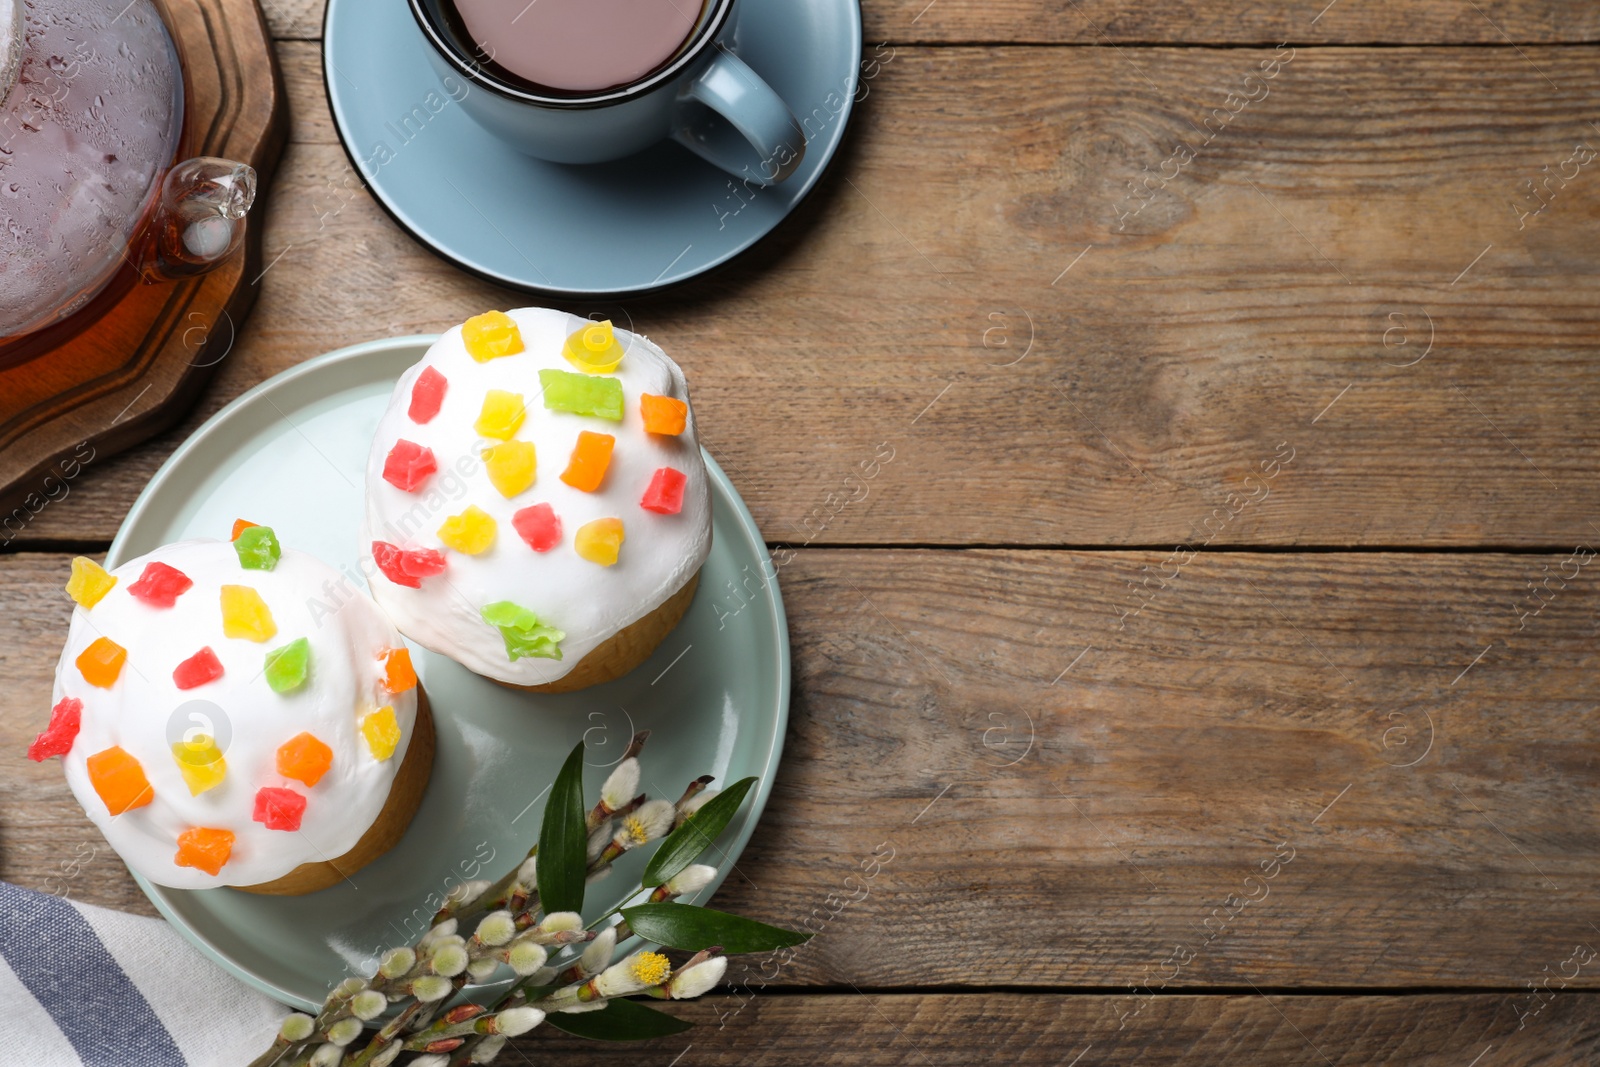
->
5;1;1600;1062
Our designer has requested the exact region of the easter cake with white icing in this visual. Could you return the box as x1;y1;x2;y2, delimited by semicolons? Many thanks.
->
30;529;433;894
362;308;711;691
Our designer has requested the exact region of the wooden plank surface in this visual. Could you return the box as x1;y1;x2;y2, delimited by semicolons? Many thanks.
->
515;993;1600;1066
6;42;1599;550
8;549;1599;990
258;0;1600;46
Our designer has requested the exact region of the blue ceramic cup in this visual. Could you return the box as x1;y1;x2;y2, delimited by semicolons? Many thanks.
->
409;0;806;185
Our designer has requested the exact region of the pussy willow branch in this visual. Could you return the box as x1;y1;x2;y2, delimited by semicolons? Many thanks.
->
255;731;725;1067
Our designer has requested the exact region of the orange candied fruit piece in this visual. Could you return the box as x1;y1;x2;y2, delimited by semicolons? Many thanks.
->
276;731;333;787
76;636;128;689
86;746;154;815
383;647;417;693
560;431;615;493
640;394;688;436
462;311;524;362
231;518;259;541
174;827;235;876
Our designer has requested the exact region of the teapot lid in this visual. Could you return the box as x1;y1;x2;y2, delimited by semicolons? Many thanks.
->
0;0;19;101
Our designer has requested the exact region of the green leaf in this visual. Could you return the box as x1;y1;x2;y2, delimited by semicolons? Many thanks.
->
621;902;809;954
642;776;758;888
538;741;587;915
544;997;694;1041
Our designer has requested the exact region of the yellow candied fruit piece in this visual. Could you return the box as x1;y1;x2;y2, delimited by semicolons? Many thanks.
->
221;585;277;643
438;505;497;555
574;518;625;567
482;440;537;498
172;734;228;796
462;311;524;362
361;706;401;761
562;319;625;374
66;556;117;610
474;390;526;441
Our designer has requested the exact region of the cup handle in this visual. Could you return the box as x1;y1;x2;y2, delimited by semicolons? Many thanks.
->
672;45;805;186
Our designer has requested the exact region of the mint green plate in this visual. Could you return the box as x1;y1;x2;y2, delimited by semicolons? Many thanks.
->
105;337;790;1011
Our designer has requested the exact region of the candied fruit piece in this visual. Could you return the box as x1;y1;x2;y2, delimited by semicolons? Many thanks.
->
87;746;153;815
574;518;625;567
462;310;524;362
127;561;193;608
562;320;625;374
77;637;127;689
539;369;624;421
264;637;311;694
383;647;417;693
438;506;497;555
27;697;82;761
640;467;688;515
512;503;562;552
173;647;225;690
560;431;615;493
483;440;537;498
221;586;277;643
372;542;448;589
66;557;117;610
174;827;234;876
362;706;401;761
410;366;448;423
234;525;282;571
640;394;688;436
253;786;307;832
475;390;527;441
482;601;565;661
171;734;227;796
276;732;333;787
383;439;438;493
231;518;258;541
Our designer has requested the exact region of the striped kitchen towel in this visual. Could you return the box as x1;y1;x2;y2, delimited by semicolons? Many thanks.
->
0;882;285;1066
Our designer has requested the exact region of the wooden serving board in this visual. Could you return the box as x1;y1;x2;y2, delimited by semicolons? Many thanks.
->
0;0;286;522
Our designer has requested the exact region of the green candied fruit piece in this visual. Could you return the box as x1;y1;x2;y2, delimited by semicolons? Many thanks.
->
481;601;565;662
264;637;311;694
235;525;283;571
538;369;624;421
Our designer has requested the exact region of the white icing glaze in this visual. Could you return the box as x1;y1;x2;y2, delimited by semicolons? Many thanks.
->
362;308;711;686
51;540;419;890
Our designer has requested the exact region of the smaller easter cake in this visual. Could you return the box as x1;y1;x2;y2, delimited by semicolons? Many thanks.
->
30;528;434;895
362;308;711;692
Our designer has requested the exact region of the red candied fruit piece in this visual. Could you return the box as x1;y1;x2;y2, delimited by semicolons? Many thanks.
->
409;367;448;424
127;561;194;609
372;541;448;589
173;647;225;690
640;467;688;515
253;786;308;832
511;503;562;553
382;440;438;493
27;697;83;761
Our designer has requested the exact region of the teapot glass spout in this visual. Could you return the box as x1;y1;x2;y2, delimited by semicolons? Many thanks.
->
138;157;259;283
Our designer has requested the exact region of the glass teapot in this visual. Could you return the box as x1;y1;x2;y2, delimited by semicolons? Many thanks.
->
0;0;257;341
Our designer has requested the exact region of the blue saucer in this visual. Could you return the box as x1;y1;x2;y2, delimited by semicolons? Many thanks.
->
324;0;862;297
